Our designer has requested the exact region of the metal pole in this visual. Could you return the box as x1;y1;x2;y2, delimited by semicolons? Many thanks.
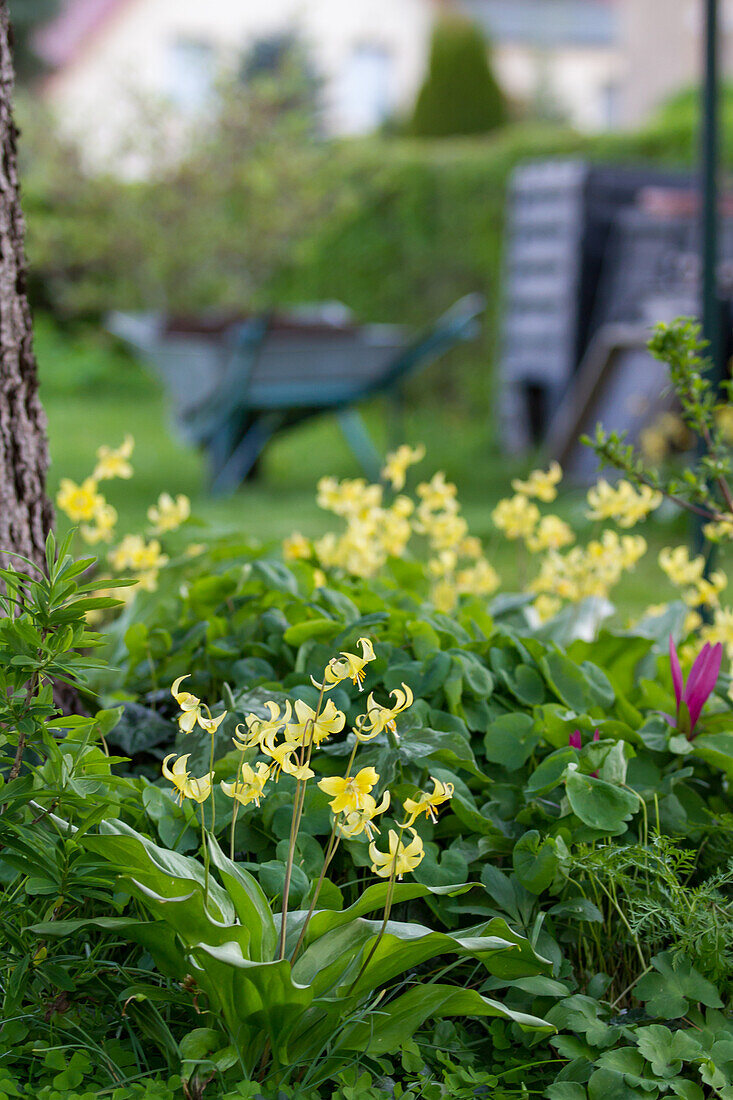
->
701;0;720;367
694;0;721;561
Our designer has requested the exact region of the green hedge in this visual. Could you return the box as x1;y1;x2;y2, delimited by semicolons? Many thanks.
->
20;90;733;406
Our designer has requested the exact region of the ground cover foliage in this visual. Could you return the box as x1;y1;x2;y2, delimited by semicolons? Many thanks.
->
3;327;733;1097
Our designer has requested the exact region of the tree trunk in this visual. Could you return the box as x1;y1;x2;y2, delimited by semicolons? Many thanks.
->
0;2;51;571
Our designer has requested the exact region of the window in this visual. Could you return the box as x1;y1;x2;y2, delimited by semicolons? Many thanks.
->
165;37;215;112
340;43;392;134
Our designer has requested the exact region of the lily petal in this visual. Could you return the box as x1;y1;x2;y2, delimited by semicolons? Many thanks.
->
669;635;683;711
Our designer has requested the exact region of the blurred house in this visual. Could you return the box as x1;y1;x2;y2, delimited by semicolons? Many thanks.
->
31;0;733;169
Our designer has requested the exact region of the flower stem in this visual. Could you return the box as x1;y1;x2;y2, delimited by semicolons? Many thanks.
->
348;827;403;994
278;682;326;959
290;825;340;964
201;809;210;906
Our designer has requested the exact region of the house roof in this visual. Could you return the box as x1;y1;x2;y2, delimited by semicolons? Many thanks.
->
32;0;131;69
460;0;618;49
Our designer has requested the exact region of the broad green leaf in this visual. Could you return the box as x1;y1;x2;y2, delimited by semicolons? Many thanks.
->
283;618;338;646
635;952;723;1019
512;831;558;894
634;1024;701;1078
207;835;276;961
565;768;639;834
484;713;539;770
338;983;552;1055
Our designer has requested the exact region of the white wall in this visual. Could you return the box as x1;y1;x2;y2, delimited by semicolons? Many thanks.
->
495;42;621;130
42;0;434;170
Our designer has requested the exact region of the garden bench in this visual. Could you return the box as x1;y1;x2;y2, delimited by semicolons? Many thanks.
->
108;294;484;493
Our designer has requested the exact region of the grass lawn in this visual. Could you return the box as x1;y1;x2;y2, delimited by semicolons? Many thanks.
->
40;333;731;620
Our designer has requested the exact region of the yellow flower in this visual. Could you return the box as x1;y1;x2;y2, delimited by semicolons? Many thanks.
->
659;546;705;588
432;579;458;613
80;501;118;545
369;828;425;880
93;435;134;480
162;753;212;804
526;514;574;553
233;701;292;751
56;477;105;522
109;534;169;573
512;461;562;502
533;595;561;622
318;766;380;814
382;444;425;491
401;777;454;826
338;792;391;840
147;493;191;534
260;731;314;781
685;571;727;609
283;532;312;561
492;494;540;540
703;519;733;543
287;698;346;747
416;471;458;514
703;605;733;659
460;536;483;559
355;683;414;741
313;638;376;691
171;675;204;734
198;711;227;735
586;479;661;528
221;761;270;807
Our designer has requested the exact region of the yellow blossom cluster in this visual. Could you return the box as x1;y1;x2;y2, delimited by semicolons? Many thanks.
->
57;437;137;548
659;546;728;610
56;434;195;597
147;492;191;534
163;640;453;886
586;479;662;528
109;535;170;591
530;532;647;611
284;449;500;612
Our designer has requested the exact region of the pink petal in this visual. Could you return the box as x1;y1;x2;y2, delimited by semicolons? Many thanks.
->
568;730;582;750
669;635;683;711
684;643;712;703
686;643;722;730
592;729;600;742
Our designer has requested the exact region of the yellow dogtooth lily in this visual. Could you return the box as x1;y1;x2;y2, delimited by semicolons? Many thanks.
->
354;683;413;741
401;777;454;827
232;701;292;752
369;828;425;880
318;766;379;814
162;753;213;805
287;698;345;748
337;791;391;840
312;637;376;691
221;762;270;808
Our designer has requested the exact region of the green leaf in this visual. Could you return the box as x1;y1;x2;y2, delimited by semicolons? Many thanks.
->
565;768;640;834
484;713;539;770
338;983;552;1055
283;618;338;646
207;835;277;961
634;1024;700;1078
546;1086;588;1100
635;952;724;1019
512;831;558;894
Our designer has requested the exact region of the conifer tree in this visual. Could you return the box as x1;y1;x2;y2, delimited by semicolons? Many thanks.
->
411;13;507;138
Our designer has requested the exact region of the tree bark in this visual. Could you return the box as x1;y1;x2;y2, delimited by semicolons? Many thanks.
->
0;2;51;571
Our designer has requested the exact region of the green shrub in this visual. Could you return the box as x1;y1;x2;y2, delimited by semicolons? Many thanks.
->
409;14;507;138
